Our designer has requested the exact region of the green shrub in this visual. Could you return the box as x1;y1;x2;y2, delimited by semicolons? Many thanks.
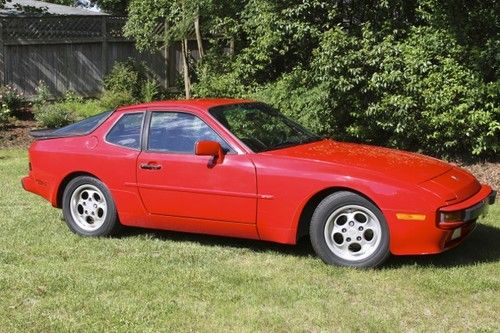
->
53;99;106;119
141;79;159;102
198;25;499;160
104;60;146;100
34;104;76;128
104;60;162;103
33;81;52;106
99;90;135;110
63;90;84;103
309;26;499;158
0;85;24;118
0;103;11;127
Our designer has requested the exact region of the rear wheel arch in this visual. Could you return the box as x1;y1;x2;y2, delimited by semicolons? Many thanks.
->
56;172;101;208
295;187;383;241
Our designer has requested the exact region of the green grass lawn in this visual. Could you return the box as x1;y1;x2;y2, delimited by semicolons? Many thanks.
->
1;149;499;332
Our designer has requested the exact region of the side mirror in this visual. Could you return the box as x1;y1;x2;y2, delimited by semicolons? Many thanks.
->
195;140;225;163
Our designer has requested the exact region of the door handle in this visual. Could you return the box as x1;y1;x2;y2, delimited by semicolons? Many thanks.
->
140;163;162;170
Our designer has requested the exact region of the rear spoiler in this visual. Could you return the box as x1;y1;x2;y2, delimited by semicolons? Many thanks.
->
30;128;94;140
30;129;58;139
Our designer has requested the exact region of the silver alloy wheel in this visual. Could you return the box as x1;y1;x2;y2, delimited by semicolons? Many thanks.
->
69;184;108;232
324;204;382;261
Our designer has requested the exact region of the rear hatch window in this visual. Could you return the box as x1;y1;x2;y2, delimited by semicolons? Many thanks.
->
31;111;113;139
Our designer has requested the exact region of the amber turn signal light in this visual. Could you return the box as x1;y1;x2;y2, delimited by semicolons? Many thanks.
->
395;213;426;221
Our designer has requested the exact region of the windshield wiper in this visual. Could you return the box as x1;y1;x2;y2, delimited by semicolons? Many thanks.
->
267;140;298;150
268;136;324;151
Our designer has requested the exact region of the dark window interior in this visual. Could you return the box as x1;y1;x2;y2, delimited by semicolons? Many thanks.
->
209;103;320;152
148;112;230;153
106;113;144;149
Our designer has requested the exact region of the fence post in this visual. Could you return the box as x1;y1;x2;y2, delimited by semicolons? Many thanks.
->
0;19;4;85
101;17;108;82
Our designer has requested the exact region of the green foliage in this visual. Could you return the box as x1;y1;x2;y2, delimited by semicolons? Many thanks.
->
62;90;84;103
54;99;105;119
0;85;24;119
99;90;135;110
34;81;52;107
32;86;106;128
141;79;159;102
104;61;143;100
103;60;161;103
34;104;76;129
191;0;499;160
125;0;225;51
0;104;10;127
97;0;130;14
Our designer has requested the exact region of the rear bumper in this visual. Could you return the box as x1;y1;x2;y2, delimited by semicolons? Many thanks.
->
22;176;35;193
389;185;495;255
22;175;51;202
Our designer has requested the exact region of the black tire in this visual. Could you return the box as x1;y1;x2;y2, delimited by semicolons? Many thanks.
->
309;191;390;268
62;176;120;236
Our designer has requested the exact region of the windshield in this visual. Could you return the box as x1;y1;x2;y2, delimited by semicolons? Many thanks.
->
209;103;321;152
52;111;113;136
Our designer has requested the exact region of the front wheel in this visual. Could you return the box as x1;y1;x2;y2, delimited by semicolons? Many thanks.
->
310;191;390;268
62;176;120;236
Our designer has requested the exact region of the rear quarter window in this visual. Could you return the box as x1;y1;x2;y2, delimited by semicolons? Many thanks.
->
106;113;144;149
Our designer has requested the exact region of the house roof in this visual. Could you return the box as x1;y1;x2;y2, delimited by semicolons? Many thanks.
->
0;0;107;16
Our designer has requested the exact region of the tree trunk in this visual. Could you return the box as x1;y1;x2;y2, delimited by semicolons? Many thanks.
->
163;21;170;89
229;37;235;56
181;38;191;99
194;9;204;58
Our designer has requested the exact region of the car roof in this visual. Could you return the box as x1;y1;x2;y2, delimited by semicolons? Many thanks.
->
116;98;253;113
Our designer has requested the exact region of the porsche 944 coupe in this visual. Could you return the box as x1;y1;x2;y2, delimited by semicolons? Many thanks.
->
22;99;496;267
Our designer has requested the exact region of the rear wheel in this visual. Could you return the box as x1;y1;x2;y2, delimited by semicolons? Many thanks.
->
310;191;390;268
62;176;120;236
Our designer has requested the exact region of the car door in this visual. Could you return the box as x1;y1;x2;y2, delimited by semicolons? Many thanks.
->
136;110;257;224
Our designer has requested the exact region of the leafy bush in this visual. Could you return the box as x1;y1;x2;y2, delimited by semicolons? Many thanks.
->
99;90;135;110
0;85;24;118
306;26;499;158
34;104;76;128
54;99;105;118
189;0;500;160
33;81;52;106
141;79;159;102
103;60;161;103
0;103;10;127
104;61;142;99
63;90;84;103
195;24;499;160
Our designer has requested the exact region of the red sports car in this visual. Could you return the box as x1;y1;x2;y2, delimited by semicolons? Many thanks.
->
22;99;496;267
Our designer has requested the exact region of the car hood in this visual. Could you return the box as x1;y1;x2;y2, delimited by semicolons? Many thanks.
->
264;139;452;184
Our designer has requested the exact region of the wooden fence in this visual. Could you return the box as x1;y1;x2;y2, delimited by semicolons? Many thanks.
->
0;16;189;98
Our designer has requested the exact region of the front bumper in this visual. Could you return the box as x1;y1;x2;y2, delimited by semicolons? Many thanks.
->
389;185;495;255
438;188;496;230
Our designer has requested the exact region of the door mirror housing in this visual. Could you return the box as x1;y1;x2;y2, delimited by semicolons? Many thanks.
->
195;140;225;163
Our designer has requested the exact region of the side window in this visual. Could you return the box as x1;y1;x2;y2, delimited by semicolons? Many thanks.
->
106;113;144;149
148;112;231;153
